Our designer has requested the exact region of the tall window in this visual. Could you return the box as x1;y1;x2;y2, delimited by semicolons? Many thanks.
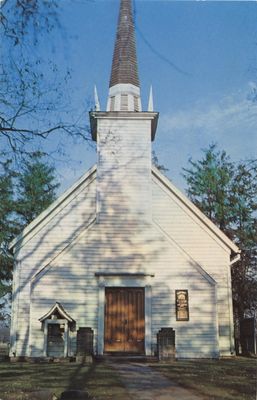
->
120;94;128;111
134;96;139;111
176;290;189;321
110;96;115;111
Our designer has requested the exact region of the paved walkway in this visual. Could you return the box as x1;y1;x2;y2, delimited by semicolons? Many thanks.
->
109;362;203;400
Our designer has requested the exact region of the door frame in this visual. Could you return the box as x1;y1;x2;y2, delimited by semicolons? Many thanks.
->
97;274;153;356
43;319;68;357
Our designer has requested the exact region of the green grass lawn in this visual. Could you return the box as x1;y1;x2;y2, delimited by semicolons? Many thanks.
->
151;357;257;400
0;360;130;400
0;357;256;400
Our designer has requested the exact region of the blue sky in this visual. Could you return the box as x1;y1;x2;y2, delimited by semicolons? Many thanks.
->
37;0;257;193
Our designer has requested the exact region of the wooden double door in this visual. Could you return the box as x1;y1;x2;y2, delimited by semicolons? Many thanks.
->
104;287;145;353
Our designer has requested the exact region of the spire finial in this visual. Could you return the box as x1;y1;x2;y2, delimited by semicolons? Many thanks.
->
148;85;154;112
109;0;139;88
94;85;100;111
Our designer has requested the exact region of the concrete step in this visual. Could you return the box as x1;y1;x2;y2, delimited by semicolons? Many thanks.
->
95;354;158;363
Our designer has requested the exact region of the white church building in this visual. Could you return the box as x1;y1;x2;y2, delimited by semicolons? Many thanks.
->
9;0;240;359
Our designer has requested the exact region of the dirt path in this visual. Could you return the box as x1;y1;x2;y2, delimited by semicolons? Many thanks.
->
110;362;204;400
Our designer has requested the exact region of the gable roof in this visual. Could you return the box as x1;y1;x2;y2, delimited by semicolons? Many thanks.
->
31;217;96;285
153;220;217;286
152;166;240;254
10;163;239;256
9;164;97;252
39;302;75;323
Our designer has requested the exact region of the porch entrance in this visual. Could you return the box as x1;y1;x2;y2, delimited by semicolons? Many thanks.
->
47;323;65;357
104;287;145;353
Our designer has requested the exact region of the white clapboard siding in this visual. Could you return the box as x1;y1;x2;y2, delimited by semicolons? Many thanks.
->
26;218;219;358
97;117;152;222
152;174;234;356
10;175;96;356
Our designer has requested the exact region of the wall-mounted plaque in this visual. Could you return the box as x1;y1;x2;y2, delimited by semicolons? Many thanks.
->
176;290;189;321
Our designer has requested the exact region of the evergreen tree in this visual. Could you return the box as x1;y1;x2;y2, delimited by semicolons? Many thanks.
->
0;160;16;286
229;161;257;320
0;153;60;323
17;152;60;225
0;159;16;320
183;144;257;336
183;144;235;232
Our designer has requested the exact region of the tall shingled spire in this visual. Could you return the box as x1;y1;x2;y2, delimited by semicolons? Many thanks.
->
109;0;139;88
107;0;142;111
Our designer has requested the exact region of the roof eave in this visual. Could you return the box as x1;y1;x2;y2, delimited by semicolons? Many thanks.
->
90;111;159;142
152;166;240;254
39;302;74;323
9;164;97;252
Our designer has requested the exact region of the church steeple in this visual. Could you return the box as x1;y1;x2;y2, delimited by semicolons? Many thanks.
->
109;0;139;88
90;0;159;223
107;0;142;111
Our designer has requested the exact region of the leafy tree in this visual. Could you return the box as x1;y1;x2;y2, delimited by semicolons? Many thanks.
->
16;152;60;225
183;144;257;340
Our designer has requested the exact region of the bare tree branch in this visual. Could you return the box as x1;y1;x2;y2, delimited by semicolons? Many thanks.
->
0;0;92;161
